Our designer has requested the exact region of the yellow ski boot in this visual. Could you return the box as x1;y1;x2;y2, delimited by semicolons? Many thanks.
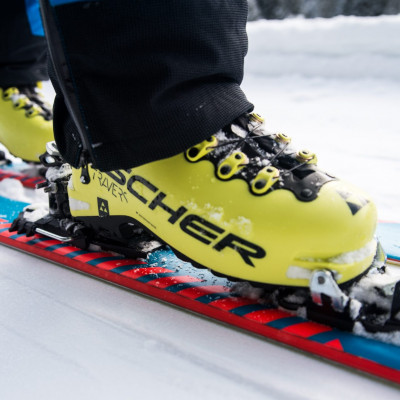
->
0;82;53;162
61;113;378;288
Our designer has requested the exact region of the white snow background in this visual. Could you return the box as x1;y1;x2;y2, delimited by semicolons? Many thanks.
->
1;15;400;399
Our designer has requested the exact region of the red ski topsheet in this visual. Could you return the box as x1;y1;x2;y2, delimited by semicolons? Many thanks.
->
1;195;400;385
0;167;45;189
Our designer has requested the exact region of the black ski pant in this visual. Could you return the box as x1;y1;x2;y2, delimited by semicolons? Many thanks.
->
0;0;48;86
6;0;254;171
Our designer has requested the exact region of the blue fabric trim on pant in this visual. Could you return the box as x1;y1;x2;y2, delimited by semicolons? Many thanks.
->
49;0;101;6
24;0;45;37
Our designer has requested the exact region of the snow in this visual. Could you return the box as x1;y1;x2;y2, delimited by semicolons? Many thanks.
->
329;239;377;264
45;164;72;182
1;15;400;399
246;15;400;80
287;265;313;279
354;322;400;347
0;178;31;203
68;197;90;211
350;267;400;310
0;178;46;204
22;203;49;222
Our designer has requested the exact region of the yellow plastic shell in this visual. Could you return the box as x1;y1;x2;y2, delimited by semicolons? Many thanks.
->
251;166;280;195
275;133;291;144
249;113;265;124
186;136;218;162
68;151;377;288
217;151;249;180
296;149;318;164
0;86;53;162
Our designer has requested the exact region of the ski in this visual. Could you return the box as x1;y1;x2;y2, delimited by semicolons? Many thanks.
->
1;194;400;384
377;222;400;266
0;166;45;189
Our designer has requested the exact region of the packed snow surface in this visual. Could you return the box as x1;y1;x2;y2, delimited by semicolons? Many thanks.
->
246;15;400;80
1;15;400;399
